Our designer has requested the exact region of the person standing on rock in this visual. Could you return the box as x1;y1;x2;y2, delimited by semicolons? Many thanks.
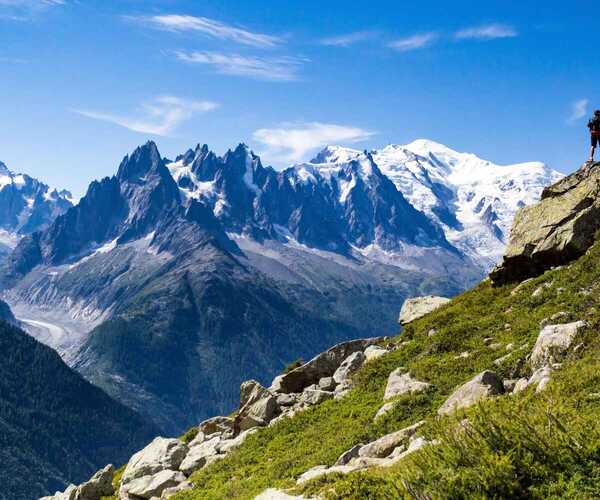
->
588;110;600;162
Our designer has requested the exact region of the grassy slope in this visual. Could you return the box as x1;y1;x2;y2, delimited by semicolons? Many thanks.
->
174;238;600;500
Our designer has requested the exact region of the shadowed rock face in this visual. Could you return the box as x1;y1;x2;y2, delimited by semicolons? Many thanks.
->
490;162;600;285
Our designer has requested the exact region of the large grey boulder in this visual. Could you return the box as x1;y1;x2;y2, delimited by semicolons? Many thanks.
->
179;436;221;475
235;382;281;431
384;369;431;400
76;464;114;499
358;421;423;458
120;437;188;486
124;470;186;499
530;321;587;368
438;371;504;415
198;416;235;435
271;337;383;394
333;351;365;384
364;345;388;361
399;296;450;325
490;162;598;285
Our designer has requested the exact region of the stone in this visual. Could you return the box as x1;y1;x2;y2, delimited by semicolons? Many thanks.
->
490;162;600;285
358;421;423;458
276;393;297;407
333;351;365;384
384;369;431;400
438;371;504;416
235;383;281;431
272;337;383;394
364;345;388;361
512;378;529;394
161;480;192;498
539;311;572;328
254;489;307;500
399;296;450;325
76;464;114;500
121;437;188;486
503;379;518;392
296;464;364;485
318;376;336;391
198;416;235;435
334;444;363;466
530;321;587;368
124;470;186;499
300;388;334;406
179;436;221;475
217;428;258;454
240;379;264;407
374;401;398;420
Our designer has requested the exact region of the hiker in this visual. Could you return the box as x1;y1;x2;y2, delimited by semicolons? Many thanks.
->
588;110;600;162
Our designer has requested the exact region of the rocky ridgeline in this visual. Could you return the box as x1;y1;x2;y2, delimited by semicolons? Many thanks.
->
491;161;600;285
41;285;590;500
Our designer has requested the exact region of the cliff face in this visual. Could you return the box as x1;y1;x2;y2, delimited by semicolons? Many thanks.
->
490;162;600;285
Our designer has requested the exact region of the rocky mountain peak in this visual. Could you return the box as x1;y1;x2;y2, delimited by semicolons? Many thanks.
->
117;141;162;182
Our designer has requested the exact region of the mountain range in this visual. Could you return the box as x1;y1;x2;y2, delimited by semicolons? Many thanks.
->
0;161;72;258
0;139;561;435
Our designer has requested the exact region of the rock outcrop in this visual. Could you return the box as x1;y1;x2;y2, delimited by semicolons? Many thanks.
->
383;369;431;400
438;371;504;415
399;296;450;325
490;162;600;285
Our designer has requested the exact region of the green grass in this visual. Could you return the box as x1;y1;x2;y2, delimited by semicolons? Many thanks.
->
175;239;600;499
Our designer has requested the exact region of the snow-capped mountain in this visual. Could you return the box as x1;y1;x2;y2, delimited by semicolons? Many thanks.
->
311;140;563;269
0;139;558;433
0;160;73;255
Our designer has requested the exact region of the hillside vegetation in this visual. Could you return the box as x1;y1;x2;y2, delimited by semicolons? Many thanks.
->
168;234;600;499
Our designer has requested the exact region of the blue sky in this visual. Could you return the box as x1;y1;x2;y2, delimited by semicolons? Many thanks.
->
0;0;598;197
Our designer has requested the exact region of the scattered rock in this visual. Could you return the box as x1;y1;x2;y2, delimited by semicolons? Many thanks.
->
512;378;529;394
236;382;281;431
160;480;193;499
427;328;437;337
374;401;398;420
364;345;388;361
121;437;188;486
198;416;235;436
254;489;308;499
124;470;186;500
383;369;431;400
334;444;363;466
333;351;365;384
275;393;297;407
76;464;114;500
530;321;587;368
271;338;382;394
502;379;518;392
532;282;552;298
528;366;553;391
358;421;423;458
179;436;220;475
438;371;504;416
300;388;334;406
399;296;450;325
318;376;336;391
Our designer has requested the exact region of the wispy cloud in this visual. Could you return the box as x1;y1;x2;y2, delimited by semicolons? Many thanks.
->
72;96;219;136
0;0;64;20
389;32;438;52
253;122;375;163
455;23;517;40
567;99;589;124
174;50;305;81
320;31;375;47
128;14;282;48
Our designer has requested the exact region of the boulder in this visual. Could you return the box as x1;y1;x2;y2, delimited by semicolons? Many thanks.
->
384;369;431;400
512;377;529;394
334;444;363;466
76;464;114;500
272;337;383;394
236;385;281;431
438;371;504;416
275;393;297;407
490;162;600;285
358;421;423;458
399;296;450;325
178;436;221;475
161;481;192;499
333;351;365;384
124;470;186;499
374;401;398;420
364;345;388;361
530;321;587;368
255;489;307;499
300;388;334;406
217;428;258;454
121;437;188;486
318;376;336;391
198;416;235;435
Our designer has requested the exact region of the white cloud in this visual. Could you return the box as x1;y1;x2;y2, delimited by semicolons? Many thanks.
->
567;99;589;124
455;23;517;40
174;50;305;81
128;14;281;47
320;31;375;47
389;32;438;52
73;96;219;136
253;122;375;163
